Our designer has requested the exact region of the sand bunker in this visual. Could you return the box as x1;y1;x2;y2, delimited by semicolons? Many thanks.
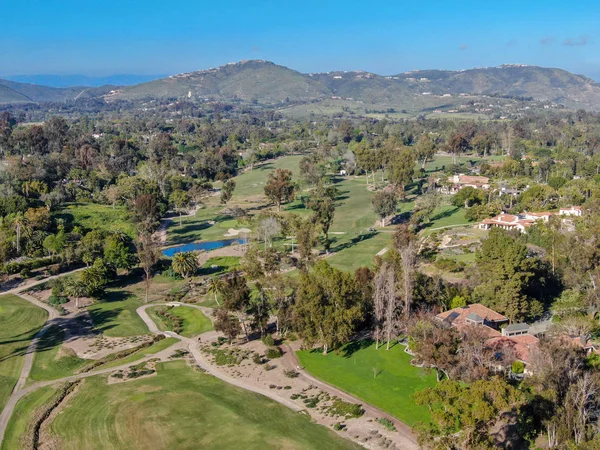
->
223;228;251;237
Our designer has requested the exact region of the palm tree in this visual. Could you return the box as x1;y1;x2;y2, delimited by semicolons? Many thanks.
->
13;212;26;255
65;278;88;309
171;252;199;279
206;276;223;306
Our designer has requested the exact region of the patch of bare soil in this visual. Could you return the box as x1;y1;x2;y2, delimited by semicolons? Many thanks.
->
108;359;160;384
64;331;152;360
199;337;415;450
35;381;83;450
196;245;246;267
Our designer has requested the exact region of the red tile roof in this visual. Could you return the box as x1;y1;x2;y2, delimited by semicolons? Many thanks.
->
486;335;539;364
437;304;508;325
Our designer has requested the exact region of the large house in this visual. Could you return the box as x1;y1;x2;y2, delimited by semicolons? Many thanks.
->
479;208;581;233
440;174;490;194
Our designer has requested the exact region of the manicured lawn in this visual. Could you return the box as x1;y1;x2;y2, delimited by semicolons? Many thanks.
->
47;360;359;450
54;202;137;238
326;232;391;271
93;337;179;370
1;386;57;450
228;155;304;198
199;256;241;276
297;340;437;426
0;294;48;411
148;306;213;337
28;325;88;382
88;290;148;338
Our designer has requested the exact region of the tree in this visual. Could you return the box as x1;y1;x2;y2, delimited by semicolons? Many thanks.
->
293;261;364;354
43;231;66;261
220;179;236;205
171;252;198;278
413;378;523;449
249;283;271;337
256;217;281;251
395;224;417;318
264;169;295;211
65;277;88;309
132;193;162;236
220;273;251;340
80;258;113;297
372;190;397;226
136;232;160;303
206;276;223;306
12;212;25;255
103;234;136;271
304;184;337;252
472;228;541;322
447;132;470;164
170;189;191;227
214;308;241;343
295;219;319;270
387;148;414;192
414;135;436;170
373;262;396;350
452;186;485;208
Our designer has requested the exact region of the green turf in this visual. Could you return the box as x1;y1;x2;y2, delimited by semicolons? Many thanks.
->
28;325;88;382
148;306;213;337
326;232;391;271
296;340;437;426
54;202;137;238
92;337;179;370
199;256;241;276
88;290;149;337
228;155;303;198
0;294;48;411
1;386;57;450
47;360;359;450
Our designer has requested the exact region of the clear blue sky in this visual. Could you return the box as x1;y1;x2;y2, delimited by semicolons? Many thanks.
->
2;0;599;79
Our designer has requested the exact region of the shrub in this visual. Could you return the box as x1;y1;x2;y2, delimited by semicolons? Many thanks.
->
252;353;263;364
283;369;299;378
161;267;183;280
377;417;397;432
434;258;464;273
262;334;275;346
264;363;275;371
20;268;32;279
265;346;283;359
511;360;525;374
327;399;364;418
333;422;346;431
48;295;68;306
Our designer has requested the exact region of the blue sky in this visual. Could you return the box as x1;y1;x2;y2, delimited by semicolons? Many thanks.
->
2;0;599;79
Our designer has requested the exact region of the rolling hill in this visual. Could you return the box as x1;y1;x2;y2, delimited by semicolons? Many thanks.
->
3;60;600;111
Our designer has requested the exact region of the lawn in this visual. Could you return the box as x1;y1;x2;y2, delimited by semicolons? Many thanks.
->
1;386;57;450
326;232;391;271
88;290;148;338
46;360;359;450
199;256;241;276
0;294;48;411
28;325;88;382
54;202;137;238
148;306;213;337
297;340;437;426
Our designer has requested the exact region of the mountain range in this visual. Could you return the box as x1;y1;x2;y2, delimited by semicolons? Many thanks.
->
2;60;600;112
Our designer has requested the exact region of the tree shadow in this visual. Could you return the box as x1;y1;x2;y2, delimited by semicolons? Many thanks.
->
329;230;377;253
86;307;122;334
342;339;373;358
419;207;459;230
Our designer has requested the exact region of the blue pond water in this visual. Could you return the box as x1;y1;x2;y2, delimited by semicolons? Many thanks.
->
163;239;245;257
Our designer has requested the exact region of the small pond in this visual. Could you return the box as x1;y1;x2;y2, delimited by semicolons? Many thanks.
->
163;239;245;257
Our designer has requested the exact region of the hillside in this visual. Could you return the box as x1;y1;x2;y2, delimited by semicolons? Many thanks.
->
4;61;600;111
0;79;115;104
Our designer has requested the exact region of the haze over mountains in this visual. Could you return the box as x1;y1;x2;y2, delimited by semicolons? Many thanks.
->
2;60;600;111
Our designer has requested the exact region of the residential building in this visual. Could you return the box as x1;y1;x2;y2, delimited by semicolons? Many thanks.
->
559;206;583;217
440;174;490;194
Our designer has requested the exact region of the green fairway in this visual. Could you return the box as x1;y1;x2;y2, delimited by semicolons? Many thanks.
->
0;294;48;411
297;340;437;426
199;256;241;276
1;386;57;450
54;202;137;238
229;155;303;198
326;232;391;271
28;325;87;382
47;360;358;450
148;306;213;337
88;291;148;337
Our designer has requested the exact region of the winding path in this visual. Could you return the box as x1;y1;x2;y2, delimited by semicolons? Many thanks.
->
0;295;418;449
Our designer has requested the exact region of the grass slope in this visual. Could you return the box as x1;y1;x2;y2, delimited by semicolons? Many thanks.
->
88;290;148;338
54;202;137;238
297;341;436;426
48;360;358;450
1;386;57;450
93;337;179;370
147;306;213;337
0;295;47;410
28;325;87;382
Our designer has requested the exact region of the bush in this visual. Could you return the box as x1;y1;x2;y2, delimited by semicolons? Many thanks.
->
161;267;183;280
511;360;525;374
333;422;345;431
252;353;263;364
265;347;283;359
327;399;364;418
434;258;465;273
48;295;69;306
283;369;299;378
20;268;32;279
262;334;275;347
377;417;397;432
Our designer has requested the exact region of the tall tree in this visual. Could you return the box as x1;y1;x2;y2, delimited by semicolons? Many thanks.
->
264;169;295;211
387;148;414;193
171;252;198;278
220;179;236;205
372;190;397;226
293;261;364;354
304;184;337;252
170;189;191;227
136;233;160;303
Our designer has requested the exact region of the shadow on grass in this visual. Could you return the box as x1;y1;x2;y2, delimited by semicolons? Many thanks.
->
342;339;373;358
419;207;459;230
329;230;377;253
0;325;45;361
87;307;122;334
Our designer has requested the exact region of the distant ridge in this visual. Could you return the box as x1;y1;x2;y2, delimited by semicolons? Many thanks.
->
2;60;600;111
4;74;166;88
